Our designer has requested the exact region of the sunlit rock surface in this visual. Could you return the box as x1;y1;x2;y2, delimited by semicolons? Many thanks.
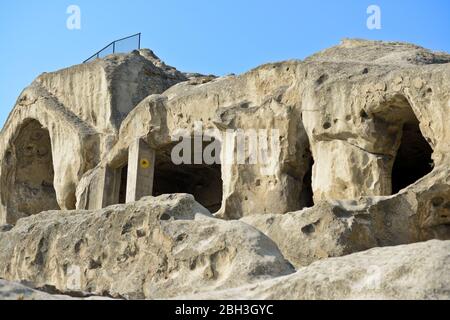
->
0;39;449;300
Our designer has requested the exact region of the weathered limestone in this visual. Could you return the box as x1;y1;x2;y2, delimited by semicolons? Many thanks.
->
0;280;74;300
3;120;60;218
0;39;449;300
35;50;188;137
3;39;444;223
0;50;188;223
0;194;294;299
214;100;310;219
0;84;99;224
75;39;450;220
300;40;450;203
0;280;111;300
242;162;450;269
174;240;450;300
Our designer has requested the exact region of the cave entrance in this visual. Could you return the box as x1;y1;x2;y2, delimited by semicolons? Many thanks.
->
391;119;433;194
153;140;223;213
374;95;434;195
5;119;59;223
300;152;315;209
118;164;128;204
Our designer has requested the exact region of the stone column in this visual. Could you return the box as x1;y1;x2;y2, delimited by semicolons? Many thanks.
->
85;166;117;210
101;165;122;208
77;166;108;211
126;139;156;203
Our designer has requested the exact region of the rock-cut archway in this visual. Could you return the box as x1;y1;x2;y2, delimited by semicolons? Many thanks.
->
373;94;434;195
391;119;434;194
2;119;60;224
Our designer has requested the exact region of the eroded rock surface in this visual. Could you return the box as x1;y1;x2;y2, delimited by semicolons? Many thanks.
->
0;50;188;224
0;279;74;300
0;194;293;299
175;240;450;300
2;39;450;224
72;39;450;221
242;166;450;268
0;39;449;300
0;279;111;300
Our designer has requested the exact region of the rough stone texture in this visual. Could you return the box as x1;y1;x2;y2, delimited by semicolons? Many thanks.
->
0;279;110;300
0;50;188;224
0;194;293;299
0;39;449;300
298;39;450;205
242;201;379;269
72;39;450;221
0;279;74;300
36;49;188;136
174;240;450;300
2;39;450;224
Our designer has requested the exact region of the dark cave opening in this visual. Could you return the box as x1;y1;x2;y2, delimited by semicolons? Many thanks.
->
118;164;128;204
391;120;433;194
153;158;223;213
7;119;60;222
301;157;315;209
293;147;315;210
152;140;223;213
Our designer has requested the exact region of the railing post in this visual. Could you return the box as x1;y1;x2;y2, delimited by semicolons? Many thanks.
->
138;33;141;50
113;42;116;54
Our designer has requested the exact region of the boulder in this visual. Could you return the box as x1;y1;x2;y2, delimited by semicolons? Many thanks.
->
0;194;293;299
175;240;450;300
0;279;110;300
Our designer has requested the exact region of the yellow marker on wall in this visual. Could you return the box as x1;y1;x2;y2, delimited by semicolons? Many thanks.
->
140;158;150;169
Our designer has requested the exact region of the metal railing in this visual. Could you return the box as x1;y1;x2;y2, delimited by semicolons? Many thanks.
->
83;33;141;63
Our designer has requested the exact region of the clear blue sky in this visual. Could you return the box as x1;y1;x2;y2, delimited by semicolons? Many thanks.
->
1;0;449;127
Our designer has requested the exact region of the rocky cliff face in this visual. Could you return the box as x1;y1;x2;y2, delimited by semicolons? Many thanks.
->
0;39;449;299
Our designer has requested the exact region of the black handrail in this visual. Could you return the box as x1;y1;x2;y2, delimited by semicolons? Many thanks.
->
83;33;141;63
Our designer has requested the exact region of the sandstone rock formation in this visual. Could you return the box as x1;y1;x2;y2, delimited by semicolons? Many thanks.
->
0;280;110;300
0;280;75;300
2;40;450;223
0;194;293;299
242;169;450;268
0;50;189;224
174;240;450;300
0;39;449;300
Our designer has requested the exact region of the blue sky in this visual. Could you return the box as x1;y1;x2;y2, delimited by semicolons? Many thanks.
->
1;0;449;127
